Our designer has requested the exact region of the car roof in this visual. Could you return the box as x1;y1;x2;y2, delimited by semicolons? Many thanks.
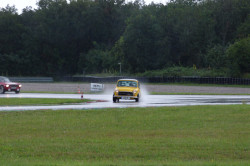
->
0;76;7;79
117;79;138;82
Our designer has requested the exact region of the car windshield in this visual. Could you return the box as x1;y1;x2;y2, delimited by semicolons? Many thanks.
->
0;77;11;83
117;81;137;87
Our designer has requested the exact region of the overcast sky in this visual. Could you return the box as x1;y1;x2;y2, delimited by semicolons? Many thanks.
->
0;0;169;14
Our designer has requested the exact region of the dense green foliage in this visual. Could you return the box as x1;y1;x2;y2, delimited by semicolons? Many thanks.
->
227;36;250;77
0;105;249;165
0;0;249;77
136;66;229;77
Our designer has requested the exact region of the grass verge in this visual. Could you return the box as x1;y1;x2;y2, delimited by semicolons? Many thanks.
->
22;91;103;94
0;98;90;106
0;105;249;165
150;92;250;95
22;91;76;94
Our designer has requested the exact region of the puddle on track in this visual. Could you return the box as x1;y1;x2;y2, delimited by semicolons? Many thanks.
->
0;93;250;111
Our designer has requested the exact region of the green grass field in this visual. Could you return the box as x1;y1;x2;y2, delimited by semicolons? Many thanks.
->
0;105;249;165
150;92;250;95
0;98;90;106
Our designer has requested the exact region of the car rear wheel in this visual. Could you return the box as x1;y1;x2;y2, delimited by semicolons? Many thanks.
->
0;85;5;94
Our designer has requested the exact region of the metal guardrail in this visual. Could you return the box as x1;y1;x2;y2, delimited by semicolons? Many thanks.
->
7;76;250;85
9;77;53;82
62;76;250;85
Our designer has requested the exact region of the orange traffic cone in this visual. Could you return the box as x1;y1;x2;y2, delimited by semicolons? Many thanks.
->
81;92;83;99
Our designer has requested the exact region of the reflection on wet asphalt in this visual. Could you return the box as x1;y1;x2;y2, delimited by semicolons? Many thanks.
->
0;93;250;111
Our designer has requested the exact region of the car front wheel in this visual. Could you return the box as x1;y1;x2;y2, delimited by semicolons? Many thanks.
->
0;85;5;94
15;90;20;94
113;97;120;103
113;96;117;103
135;95;139;102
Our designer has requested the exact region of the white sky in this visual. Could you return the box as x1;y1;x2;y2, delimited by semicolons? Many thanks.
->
0;0;169;14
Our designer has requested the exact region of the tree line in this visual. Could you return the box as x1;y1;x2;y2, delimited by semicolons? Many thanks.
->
0;0;249;77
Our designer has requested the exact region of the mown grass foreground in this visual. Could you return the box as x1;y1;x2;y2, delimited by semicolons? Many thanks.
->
0;98;90;106
0;105;249;166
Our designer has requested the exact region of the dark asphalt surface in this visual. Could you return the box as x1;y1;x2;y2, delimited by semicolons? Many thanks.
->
1;83;250;111
20;83;250;94
0;93;250;111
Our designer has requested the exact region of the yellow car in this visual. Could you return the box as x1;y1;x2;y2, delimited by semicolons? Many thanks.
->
113;79;140;102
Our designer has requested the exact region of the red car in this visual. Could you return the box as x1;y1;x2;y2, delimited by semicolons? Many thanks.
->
0;76;22;94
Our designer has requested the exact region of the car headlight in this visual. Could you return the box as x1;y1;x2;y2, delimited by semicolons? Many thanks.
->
19;85;22;87
133;89;138;94
5;85;9;88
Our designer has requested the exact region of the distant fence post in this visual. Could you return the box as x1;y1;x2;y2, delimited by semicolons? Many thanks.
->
9;77;53;82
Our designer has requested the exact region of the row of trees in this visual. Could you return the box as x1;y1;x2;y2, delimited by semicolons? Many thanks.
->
0;0;249;77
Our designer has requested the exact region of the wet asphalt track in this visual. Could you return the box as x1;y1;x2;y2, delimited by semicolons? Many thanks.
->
0;93;250;111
